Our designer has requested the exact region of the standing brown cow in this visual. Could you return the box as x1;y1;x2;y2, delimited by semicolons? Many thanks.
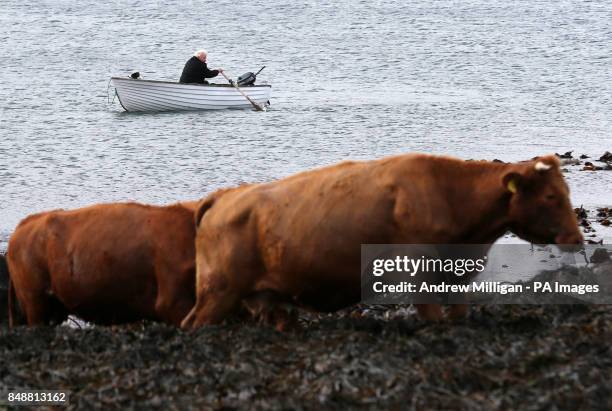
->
7;201;198;326
182;154;583;330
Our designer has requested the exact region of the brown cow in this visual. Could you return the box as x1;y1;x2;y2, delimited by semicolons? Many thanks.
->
7;201;198;326
182;153;583;330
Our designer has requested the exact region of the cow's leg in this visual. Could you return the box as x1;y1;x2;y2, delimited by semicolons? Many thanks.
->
155;294;195;327
448;304;469;320
415;304;443;321
242;290;299;332
181;291;241;330
181;281;243;330
20;291;67;326
154;267;196;326
183;229;263;330
9;262;65;326
22;298;49;325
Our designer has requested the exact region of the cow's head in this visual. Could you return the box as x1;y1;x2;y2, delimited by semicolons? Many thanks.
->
502;155;583;245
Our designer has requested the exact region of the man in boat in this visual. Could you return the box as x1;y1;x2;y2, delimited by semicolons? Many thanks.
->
179;49;223;84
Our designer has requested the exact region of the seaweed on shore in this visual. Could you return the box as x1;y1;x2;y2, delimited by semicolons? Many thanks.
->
1;304;612;410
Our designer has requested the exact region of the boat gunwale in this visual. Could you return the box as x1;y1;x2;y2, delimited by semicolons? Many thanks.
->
110;77;272;88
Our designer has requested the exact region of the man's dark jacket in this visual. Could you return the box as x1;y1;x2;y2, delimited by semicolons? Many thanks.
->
180;56;219;84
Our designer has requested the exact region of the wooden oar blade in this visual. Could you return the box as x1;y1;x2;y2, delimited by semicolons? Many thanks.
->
221;71;266;112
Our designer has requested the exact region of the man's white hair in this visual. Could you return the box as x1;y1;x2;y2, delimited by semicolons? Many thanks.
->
194;49;207;58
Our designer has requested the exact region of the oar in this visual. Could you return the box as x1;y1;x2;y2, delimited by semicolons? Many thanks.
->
220;71;265;112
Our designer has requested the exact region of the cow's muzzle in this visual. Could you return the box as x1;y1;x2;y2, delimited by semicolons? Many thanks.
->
555;231;584;252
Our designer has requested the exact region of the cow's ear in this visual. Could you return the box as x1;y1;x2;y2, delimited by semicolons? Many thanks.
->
502;172;522;194
534;155;560;171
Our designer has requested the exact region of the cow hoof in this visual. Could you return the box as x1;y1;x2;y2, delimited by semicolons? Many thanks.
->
274;316;301;333
415;304;444;322
180;310;198;331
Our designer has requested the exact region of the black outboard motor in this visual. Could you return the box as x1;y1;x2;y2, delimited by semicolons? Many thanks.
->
236;66;265;86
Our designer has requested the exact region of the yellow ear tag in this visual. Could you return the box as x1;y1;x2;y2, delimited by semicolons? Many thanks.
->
507;179;517;194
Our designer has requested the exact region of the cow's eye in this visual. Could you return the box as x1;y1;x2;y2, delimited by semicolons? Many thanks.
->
545;194;556;201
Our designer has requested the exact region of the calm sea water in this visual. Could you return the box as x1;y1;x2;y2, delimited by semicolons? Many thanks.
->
1;0;611;249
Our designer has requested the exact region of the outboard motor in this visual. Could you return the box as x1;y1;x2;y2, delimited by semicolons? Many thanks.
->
236;66;265;86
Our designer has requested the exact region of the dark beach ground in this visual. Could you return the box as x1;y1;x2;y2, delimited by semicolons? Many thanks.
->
1;304;612;410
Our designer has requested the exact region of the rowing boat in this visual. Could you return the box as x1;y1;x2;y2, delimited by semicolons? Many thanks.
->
110;77;271;112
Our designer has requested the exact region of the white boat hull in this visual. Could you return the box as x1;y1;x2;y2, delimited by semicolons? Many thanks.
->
110;77;271;112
